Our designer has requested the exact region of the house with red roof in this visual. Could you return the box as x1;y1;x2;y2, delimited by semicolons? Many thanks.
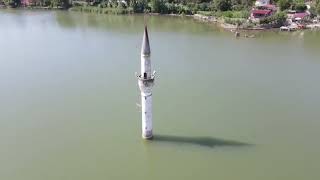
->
0;0;5;7
251;9;273;18
250;2;277;19
255;0;270;6
21;0;31;6
292;12;309;20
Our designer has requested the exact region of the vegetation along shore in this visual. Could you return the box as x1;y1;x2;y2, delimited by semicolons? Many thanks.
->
1;0;320;31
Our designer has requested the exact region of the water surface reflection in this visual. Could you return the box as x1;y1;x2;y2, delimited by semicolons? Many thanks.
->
152;134;252;148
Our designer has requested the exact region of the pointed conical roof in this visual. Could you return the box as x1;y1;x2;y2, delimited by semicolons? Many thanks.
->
141;26;151;55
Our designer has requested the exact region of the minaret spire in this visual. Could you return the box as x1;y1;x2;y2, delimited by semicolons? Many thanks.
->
137;25;155;140
141;26;151;56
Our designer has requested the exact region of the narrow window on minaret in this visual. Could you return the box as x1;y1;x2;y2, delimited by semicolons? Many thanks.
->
144;73;147;79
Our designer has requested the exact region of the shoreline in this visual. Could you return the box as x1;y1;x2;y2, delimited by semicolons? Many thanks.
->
67;7;320;33
1;6;320;33
192;13;320;32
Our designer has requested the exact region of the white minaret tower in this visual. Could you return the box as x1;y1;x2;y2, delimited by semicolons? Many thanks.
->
137;26;155;140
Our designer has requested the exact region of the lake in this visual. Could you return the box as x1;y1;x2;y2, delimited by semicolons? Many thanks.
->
0;9;320;180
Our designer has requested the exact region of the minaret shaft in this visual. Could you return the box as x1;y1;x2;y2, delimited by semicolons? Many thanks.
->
141;93;153;139
141;55;152;79
138;26;154;140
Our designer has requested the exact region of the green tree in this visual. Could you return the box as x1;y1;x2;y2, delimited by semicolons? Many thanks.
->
315;0;320;15
278;0;291;11
260;12;287;27
49;0;69;7
3;0;20;7
214;0;232;11
292;0;307;12
231;0;254;10
150;0;167;13
274;11;287;25
150;0;168;14
150;0;161;12
130;0;148;13
309;0;320;15
293;3;307;12
308;5;318;17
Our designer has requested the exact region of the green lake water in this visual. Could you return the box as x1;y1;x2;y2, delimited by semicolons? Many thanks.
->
0;10;320;180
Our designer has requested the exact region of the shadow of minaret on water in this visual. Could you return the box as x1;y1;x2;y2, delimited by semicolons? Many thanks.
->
152;135;252;148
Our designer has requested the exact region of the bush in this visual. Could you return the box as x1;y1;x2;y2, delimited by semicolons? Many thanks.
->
308;6;319;18
197;11;216;16
214;0;232;11
115;2;127;14
317;3;320;15
3;0;20;7
222;11;233;17
150;0;160;13
163;3;193;14
232;4;246;11
199;2;208;11
218;10;249;18
224;17;246;25
131;0;148;13
232;10;249;18
150;0;167;13
165;3;177;14
231;0;252;10
278;0;291;11
293;3;307;12
260;12;287;27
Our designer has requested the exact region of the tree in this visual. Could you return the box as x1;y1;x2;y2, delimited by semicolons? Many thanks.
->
309;6;316;17
273;11;287;25
50;0;69;7
314;0;320;15
292;0;307;12
150;0;161;12
231;0;254;10
260;12;287;27
130;0;148;13
309;0;320;16
3;0;20;7
28;0;42;6
214;0;232;11
150;0;167;13
278;0;291;11
293;3;307;12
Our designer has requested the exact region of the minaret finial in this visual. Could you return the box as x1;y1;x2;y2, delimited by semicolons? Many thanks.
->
141;26;151;55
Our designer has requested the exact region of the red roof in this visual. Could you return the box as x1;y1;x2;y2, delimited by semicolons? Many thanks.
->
264;4;277;10
252;10;272;15
293;13;309;19
21;0;32;5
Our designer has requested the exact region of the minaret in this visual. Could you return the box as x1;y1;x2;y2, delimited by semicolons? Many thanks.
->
137;26;155;140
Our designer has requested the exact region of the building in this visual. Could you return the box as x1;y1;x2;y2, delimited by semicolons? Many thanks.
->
255;0;270;7
251;9;273;19
250;3;276;19
21;0;33;6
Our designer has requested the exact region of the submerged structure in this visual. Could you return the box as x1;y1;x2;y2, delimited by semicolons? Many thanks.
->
137;26;155;140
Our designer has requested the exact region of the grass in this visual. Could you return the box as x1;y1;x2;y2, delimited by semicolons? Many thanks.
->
69;6;134;15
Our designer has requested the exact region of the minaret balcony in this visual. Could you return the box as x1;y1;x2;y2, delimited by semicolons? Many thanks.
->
137;73;155;94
